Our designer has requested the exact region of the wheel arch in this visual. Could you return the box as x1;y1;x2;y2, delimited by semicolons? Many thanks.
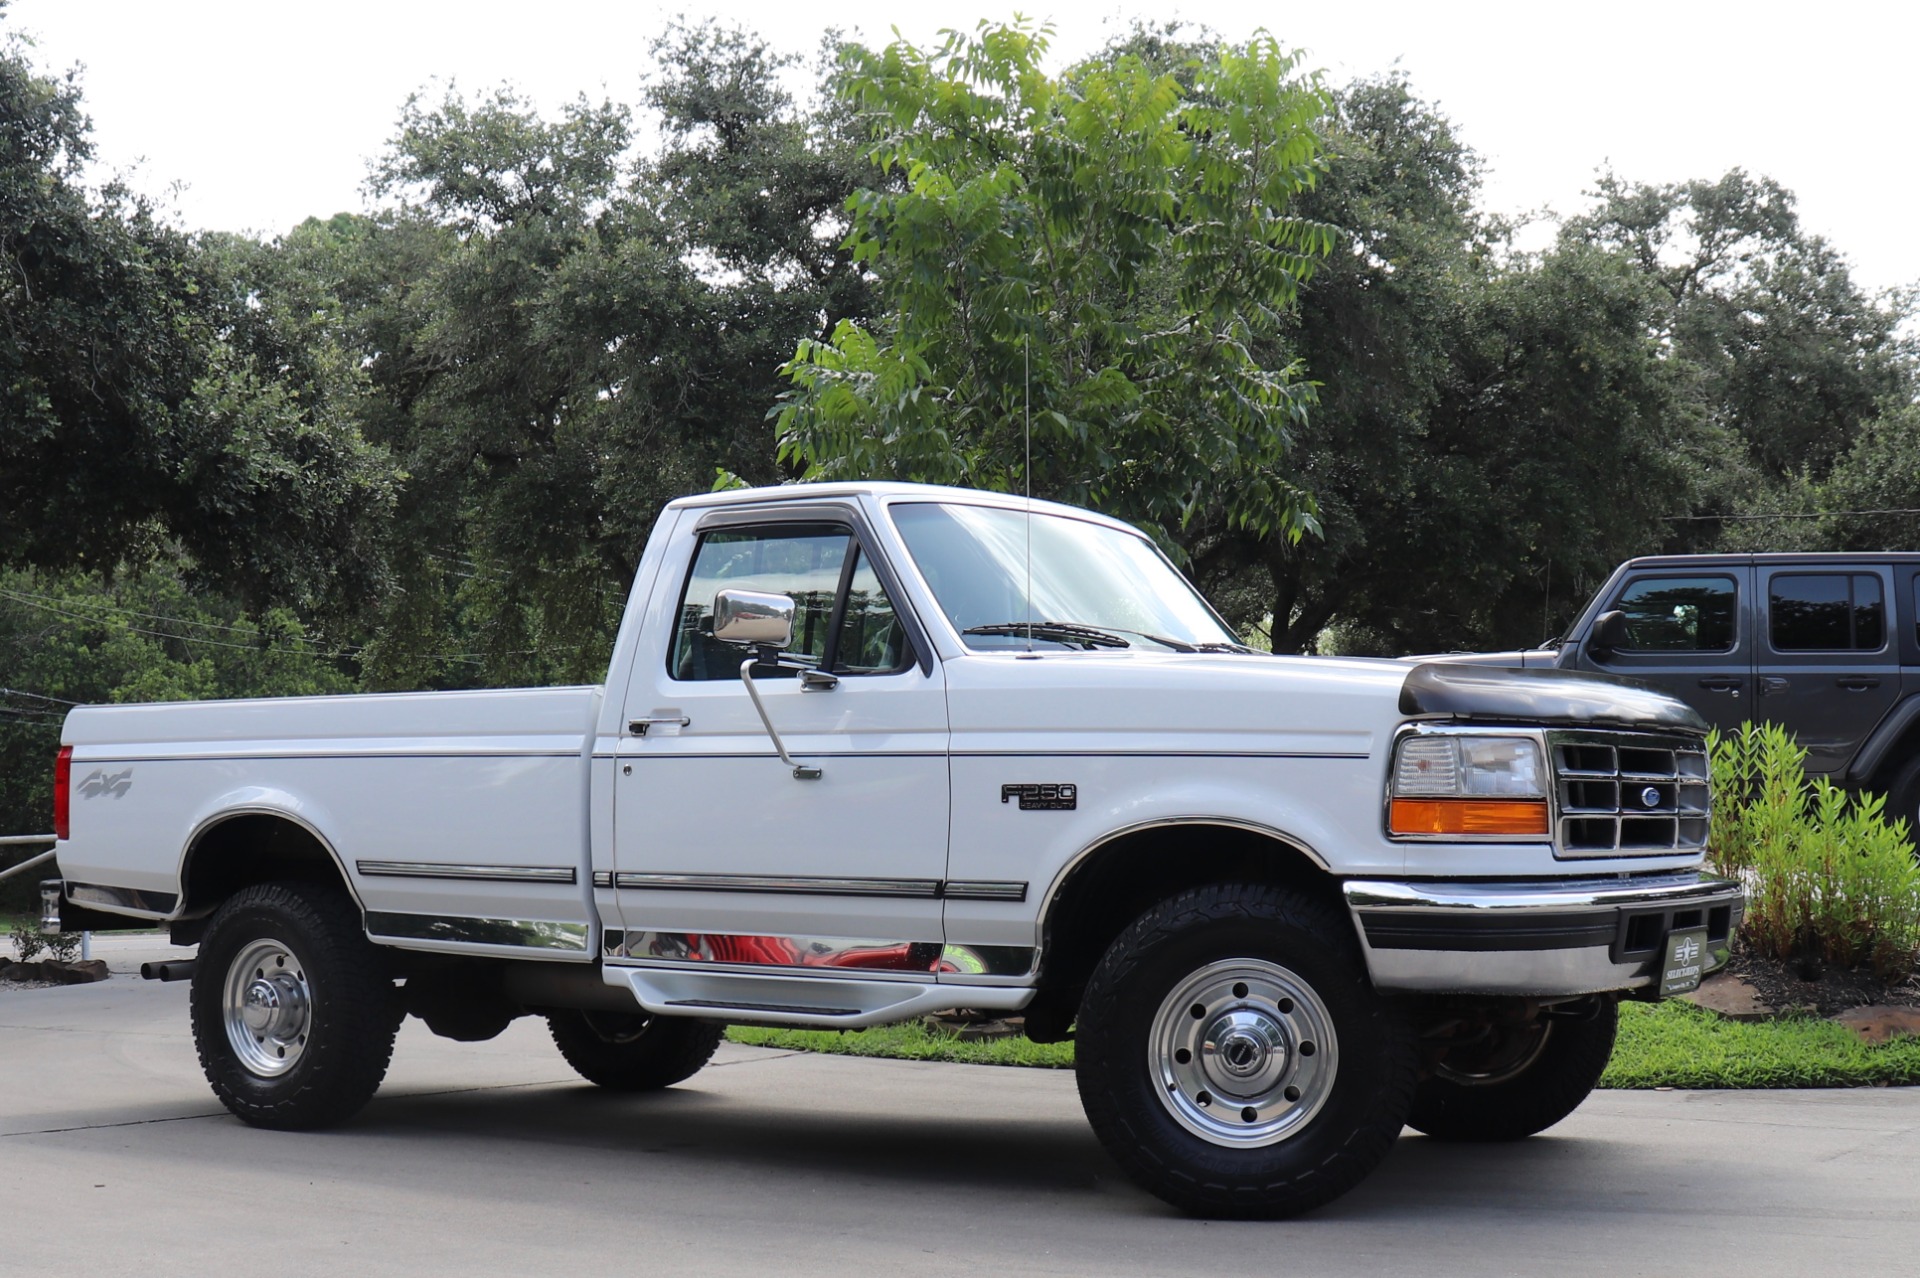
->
174;807;363;943
1028;819;1341;1028
1848;696;1920;787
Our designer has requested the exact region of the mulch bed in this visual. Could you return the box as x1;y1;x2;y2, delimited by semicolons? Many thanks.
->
1718;943;1920;1018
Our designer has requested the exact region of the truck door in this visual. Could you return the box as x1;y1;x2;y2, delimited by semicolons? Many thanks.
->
1573;568;1754;736
1752;565;1899;776
610;508;951;974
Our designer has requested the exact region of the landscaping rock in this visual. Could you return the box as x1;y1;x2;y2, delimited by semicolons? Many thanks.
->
1682;971;1772;1021
1831;1005;1920;1045
1;959;110;985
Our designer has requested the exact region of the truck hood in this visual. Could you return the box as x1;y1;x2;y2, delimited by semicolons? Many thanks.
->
942;650;1702;757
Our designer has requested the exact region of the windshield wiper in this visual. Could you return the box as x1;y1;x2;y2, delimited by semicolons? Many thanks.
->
962;621;1133;650
961;622;1247;654
1080;625;1259;654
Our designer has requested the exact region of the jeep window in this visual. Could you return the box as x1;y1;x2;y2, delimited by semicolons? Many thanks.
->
1612;576;1738;652
1769;573;1885;652
670;525;912;680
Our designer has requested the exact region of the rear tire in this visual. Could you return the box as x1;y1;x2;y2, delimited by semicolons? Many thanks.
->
1405;998;1617;1142
190;882;398;1130
547;1010;725;1091
1074;883;1417;1219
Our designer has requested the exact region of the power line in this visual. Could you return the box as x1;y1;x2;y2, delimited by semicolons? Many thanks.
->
1663;508;1920;523
0;687;79;706
0;587;570;668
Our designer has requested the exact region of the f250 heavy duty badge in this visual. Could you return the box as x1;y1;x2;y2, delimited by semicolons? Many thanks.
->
1001;783;1077;811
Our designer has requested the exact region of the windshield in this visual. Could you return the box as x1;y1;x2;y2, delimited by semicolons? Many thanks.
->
889;502;1240;652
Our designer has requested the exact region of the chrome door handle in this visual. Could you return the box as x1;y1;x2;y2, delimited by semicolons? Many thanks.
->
628;715;690;737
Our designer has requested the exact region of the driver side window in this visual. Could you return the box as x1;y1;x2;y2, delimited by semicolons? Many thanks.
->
669;525;912;681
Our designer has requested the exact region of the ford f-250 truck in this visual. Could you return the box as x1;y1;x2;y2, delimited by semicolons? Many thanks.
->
46;482;1742;1218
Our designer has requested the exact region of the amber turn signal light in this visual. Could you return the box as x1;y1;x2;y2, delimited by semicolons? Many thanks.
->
1389;797;1549;837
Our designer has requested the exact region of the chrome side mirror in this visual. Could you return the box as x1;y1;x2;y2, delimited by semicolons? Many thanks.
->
713;588;796;651
709;588;820;781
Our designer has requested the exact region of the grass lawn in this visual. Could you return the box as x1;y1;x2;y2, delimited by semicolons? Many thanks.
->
728;1000;1920;1089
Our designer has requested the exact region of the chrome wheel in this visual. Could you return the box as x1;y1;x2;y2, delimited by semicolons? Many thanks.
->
1148;958;1339;1147
223;937;312;1078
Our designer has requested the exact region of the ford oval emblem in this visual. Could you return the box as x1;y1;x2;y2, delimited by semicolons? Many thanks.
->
1640;786;1662;809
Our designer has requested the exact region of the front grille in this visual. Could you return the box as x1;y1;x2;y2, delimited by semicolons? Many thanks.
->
1550;731;1709;858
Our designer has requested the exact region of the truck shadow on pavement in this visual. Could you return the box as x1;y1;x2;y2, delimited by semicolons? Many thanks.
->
341;1077;1658;1220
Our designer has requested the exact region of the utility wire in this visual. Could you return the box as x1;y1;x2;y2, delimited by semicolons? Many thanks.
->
1;587;583;669
0;687;79;706
1663;508;1920;523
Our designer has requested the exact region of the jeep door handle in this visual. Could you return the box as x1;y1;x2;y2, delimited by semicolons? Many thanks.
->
1699;678;1743;695
1837;676;1881;692
1759;677;1790;696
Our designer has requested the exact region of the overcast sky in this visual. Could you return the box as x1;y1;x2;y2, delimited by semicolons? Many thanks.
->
9;1;1916;293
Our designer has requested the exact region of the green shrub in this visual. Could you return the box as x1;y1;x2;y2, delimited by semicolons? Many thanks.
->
9;919;46;963
1708;721;1920;981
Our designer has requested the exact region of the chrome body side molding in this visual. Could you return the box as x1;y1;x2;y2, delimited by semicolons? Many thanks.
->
943;880;1028;902
66;882;179;916
364;911;591;954
356;860;577;885
613;872;942;898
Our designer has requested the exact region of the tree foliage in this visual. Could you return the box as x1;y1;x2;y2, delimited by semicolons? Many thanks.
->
0;24;395;619
774;22;1334;543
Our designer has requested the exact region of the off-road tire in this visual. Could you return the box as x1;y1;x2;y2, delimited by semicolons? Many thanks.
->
1405;998;1618;1142
1074;883;1418;1219
547;1010;725;1091
190;881;399;1130
1883;755;1920;852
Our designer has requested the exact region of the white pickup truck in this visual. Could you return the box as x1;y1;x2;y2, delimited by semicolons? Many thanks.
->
48;481;1741;1217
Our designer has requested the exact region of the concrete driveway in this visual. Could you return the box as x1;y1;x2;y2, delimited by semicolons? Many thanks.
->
3;937;1916;1276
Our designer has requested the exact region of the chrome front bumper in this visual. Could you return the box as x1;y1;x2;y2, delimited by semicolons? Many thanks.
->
1343;872;1744;997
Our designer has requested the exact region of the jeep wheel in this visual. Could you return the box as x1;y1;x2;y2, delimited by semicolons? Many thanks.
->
547;1010;725;1091
190;882;399;1130
1405;998;1617;1142
1074;884;1417;1219
1884;755;1920;852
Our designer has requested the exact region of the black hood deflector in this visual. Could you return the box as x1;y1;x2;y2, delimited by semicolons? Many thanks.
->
1399;662;1708;733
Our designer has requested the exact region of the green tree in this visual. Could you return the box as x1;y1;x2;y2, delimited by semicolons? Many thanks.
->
334;26;885;688
0;17;396;618
774;21;1334;548
1190;75;1686;654
1567;170;1912;492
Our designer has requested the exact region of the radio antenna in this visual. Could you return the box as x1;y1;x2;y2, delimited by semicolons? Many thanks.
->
1024;315;1034;652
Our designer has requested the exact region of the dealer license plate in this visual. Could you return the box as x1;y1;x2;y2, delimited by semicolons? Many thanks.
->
1658;927;1710;998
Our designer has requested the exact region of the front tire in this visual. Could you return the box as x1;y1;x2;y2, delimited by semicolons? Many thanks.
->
1074;884;1417;1219
547;1010;725;1091
190;882;399;1130
1405;998;1618;1142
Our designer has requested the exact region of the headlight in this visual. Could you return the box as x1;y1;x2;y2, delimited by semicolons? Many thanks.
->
1389;734;1549;837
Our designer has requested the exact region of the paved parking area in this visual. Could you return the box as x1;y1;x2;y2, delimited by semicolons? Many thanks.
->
4;942;1918;1276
